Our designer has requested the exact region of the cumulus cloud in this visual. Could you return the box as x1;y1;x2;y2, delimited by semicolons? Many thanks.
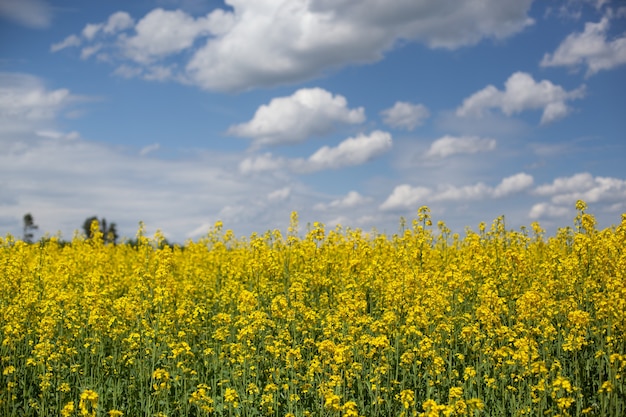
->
493;173;534;198
267;187;291;201
380;101;430;130
51;35;82;53
121;8;230;64
528;203;571;219
535;172;596;196
528;173;626;222
0;73;81;137
51;12;135;54
535;172;626;205
228;88;365;147
186;0;534;91
380;172;533;210
314;191;370;211
541;16;626;76
239;153;285;174
52;1;535;91
425;135;496;158
380;185;432;211
303;131;392;172
239;131;392;174
456;72;585;124
0;0;52;28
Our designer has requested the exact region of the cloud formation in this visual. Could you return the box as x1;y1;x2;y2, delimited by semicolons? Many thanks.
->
239;131;393;174
425;135;496;158
51;1;535;91
380;173;533;210
541;16;626;76
381;101;430;130
228;88;365;147
535;172;626;205
304;131;392;172
314;191;370;211
0;73;81;137
529;172;626;220
456;72;586;124
122;9;229;64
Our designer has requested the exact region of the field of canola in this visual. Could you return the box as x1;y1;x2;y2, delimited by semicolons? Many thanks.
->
1;202;625;417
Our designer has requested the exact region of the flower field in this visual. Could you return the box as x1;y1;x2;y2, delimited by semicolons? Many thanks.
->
1;202;624;417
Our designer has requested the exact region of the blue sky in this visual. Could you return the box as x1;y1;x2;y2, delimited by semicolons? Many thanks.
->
1;0;625;242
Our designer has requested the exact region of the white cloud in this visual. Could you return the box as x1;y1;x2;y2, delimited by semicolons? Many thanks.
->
381;101;430;130
315;191;370;211
113;65;143;79
239;131;392;174
425;135;496;158
380;185;432;211
535;172;626;205
0;73;80;137
0;0;52;28
51;12;134;53
35;130;80;141
541;16;626;76
228;88;365;147
239;153;286;174
53;1;535;91
535;172;595;196
82;12;135;40
186;0;534;91
103;11;135;34
302;130;392;172
143;65;176;82
121;8;231;64
380;172;533;210
139;143;160;156
528;203;571;219
51;35;82;53
493;172;534;198
267;187;291;201
82;23;103;40
456;72;586;124
81;44;103;60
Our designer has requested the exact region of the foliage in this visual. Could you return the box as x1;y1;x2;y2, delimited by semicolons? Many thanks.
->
82;216;118;245
1;202;624;416
22;213;38;243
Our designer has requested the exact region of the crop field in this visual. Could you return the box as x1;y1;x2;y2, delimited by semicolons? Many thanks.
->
1;202;624;416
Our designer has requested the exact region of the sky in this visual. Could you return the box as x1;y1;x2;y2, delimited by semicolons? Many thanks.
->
1;0;625;243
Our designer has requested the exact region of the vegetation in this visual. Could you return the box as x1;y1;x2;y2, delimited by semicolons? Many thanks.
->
22;213;38;243
1;202;624;416
82;217;118;245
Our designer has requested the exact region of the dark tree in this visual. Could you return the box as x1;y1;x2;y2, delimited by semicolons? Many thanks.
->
105;222;118;245
83;216;98;238
23;213;39;243
83;216;118;244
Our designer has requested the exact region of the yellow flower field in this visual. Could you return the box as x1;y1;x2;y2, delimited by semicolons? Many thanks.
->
1;202;624;416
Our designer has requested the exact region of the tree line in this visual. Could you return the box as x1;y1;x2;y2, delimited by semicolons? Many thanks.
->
21;213;118;244
20;214;174;247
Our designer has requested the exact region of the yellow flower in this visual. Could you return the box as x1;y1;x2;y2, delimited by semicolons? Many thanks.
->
61;401;74;417
79;389;98;417
399;389;415;409
224;387;239;408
